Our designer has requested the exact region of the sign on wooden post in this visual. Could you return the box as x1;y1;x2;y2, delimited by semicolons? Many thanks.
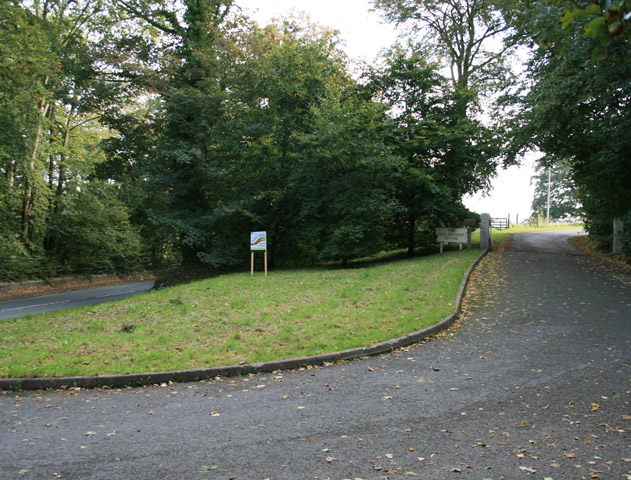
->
436;227;468;253
250;231;267;276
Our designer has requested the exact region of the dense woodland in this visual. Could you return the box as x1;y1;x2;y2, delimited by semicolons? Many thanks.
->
1;0;629;281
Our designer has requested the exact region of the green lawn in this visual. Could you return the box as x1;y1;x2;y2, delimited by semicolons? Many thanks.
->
0;248;482;378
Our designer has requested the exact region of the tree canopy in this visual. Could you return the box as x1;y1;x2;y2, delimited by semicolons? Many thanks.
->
530;158;582;222
502;0;631;249
4;0;626;280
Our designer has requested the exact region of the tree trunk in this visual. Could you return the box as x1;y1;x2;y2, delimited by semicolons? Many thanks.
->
268;229;278;270
48;103;56;191
54;108;73;214
407;214;416;257
6;160;15;187
21;75;50;244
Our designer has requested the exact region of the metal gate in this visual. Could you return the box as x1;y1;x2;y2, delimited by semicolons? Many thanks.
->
491;217;508;230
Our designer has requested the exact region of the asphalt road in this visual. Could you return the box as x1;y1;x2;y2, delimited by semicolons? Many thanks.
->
0;281;156;320
1;229;630;479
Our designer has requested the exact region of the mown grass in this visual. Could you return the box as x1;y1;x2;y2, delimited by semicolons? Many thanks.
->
0;249;483;378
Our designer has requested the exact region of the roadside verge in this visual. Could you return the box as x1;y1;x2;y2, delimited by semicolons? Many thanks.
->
0;250;489;391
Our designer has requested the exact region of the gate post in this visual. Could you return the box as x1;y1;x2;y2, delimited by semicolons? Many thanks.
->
481;213;491;251
613;218;624;254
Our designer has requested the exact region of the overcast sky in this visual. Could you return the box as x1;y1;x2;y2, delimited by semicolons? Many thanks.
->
238;0;537;221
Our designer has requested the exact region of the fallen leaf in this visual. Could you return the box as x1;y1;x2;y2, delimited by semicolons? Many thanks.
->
519;466;537;473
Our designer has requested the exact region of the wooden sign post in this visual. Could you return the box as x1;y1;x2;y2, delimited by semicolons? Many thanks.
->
436;227;468;253
464;219;477;250
250;231;267;276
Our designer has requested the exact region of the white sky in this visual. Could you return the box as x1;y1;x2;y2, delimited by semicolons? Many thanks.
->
238;0;537;221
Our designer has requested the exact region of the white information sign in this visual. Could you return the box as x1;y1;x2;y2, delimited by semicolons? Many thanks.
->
250;231;267;251
436;227;468;244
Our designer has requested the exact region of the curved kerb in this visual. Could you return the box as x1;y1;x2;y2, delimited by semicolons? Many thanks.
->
0;250;489;391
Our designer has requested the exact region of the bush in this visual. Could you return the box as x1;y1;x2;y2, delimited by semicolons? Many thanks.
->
46;182;146;274
0;233;47;282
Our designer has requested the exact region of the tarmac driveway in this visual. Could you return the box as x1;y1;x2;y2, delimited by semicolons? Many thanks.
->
0;281;156;320
1;229;629;479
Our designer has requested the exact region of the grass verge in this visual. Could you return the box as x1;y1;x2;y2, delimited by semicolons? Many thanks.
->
0;249;482;379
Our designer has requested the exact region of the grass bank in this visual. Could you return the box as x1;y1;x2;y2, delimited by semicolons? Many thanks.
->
1;249;483;379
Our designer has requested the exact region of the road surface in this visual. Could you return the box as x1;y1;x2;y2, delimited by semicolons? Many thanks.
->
0;281;156;320
1;229;629;479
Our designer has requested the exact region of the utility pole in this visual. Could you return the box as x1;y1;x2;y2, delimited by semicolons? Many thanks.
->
546;166;551;225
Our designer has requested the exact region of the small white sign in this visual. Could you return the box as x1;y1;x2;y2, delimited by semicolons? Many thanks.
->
250;231;267;251
436;227;468;244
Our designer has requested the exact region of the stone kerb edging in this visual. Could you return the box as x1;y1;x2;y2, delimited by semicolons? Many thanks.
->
0;250;489;391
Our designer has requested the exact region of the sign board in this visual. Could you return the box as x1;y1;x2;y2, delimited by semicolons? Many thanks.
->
250;231;267;251
436;227;468;244
464;218;477;227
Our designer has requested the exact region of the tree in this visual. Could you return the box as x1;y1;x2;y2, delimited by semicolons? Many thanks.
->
230;17;352;267
530;158;582;222
556;0;631;60
372;0;516;251
504;0;631;246
294;86;403;266
98;1;247;266
372;0;513;106
364;44;500;255
0;1;148;278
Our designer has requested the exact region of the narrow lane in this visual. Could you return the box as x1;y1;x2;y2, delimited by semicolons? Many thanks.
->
0;281;156;320
1;230;629;479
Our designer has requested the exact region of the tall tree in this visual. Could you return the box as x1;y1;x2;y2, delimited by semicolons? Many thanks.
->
504;0;631;245
230;18;351;267
372;0;513;105
294;86;403;266
365;44;501;255
530;158;582;222
1;1;147;279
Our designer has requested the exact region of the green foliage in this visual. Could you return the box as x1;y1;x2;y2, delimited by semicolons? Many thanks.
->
295;87;403;264
557;0;631;59
372;0;513;96
0;1;146;279
2;0;509;278
0;233;46;282
530;158;582;221
46;182;146;273
364;44;496;255
504;0;631;246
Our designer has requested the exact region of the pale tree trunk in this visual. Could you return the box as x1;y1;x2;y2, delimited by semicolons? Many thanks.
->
21;75;50;243
6;161;15;187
